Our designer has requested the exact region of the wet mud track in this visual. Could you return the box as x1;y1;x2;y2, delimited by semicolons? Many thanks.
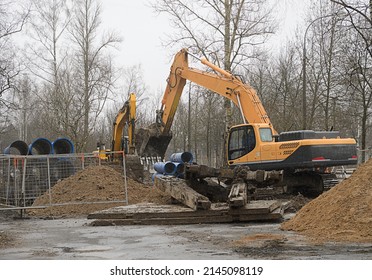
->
1;214;372;259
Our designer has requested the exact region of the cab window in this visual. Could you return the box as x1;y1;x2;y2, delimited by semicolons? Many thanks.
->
259;128;273;142
228;126;256;160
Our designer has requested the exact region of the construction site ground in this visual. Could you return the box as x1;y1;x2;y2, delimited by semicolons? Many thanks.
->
1;161;372;260
1;212;372;259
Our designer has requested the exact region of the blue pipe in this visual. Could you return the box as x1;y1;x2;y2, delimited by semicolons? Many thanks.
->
174;162;185;174
53;138;74;154
153;161;176;175
169;152;193;163
28;138;53;155
3;140;29;155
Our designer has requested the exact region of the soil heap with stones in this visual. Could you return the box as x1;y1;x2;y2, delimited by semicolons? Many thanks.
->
281;159;372;243
30;165;171;218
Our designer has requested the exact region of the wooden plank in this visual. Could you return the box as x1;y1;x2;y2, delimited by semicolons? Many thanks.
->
228;200;280;215
154;177;211;210
88;200;284;226
235;206;284;222
90;214;234;226
228;182;247;208
88;203;227;220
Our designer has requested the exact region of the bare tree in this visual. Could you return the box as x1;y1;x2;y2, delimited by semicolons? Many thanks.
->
153;0;275;162
331;0;372;162
331;0;372;56
0;0;30;98
22;0;71;141
100;64;149;150
69;0;121;151
340;35;372;162
299;1;345;131
26;0;70;88
0;1;31;146
153;0;274;70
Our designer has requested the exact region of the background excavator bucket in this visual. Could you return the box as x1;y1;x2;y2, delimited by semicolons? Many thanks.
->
135;125;172;158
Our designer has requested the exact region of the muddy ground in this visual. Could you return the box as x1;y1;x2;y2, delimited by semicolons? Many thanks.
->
1;211;371;260
1;163;372;260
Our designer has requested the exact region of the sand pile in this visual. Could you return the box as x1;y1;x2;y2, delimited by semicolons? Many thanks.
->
281;159;372;243
29;165;170;217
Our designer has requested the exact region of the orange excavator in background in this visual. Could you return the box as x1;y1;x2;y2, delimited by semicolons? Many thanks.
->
109;92;144;181
94;93;136;160
94;93;143;182
136;48;357;196
111;92;136;156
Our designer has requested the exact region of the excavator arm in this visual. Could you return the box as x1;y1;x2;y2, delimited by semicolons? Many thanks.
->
137;48;274;158
159;48;273;134
112;92;136;154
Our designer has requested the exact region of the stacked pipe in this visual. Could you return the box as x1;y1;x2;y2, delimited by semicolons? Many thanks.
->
3;138;74;155
3;138;76;187
152;151;193;181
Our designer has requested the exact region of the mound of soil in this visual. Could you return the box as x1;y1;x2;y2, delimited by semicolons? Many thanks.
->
29;165;171;217
281;160;372;243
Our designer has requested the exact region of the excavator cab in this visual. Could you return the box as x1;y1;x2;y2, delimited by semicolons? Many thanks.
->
228;125;257;161
227;123;276;165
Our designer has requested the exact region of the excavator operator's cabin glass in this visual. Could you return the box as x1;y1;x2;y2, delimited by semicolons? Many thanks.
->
228;125;256;160
259;128;273;142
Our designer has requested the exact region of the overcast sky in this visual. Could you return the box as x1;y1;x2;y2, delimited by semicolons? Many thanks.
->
101;0;310;95
101;0;170;94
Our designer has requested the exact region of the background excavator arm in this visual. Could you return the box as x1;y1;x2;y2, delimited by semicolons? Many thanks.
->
112;92;136;154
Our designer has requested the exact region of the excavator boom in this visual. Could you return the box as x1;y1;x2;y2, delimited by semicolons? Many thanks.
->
137;48;273;158
160;49;272;134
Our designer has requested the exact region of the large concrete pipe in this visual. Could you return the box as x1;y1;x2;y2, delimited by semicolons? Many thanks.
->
169;152;193;163
28;138;53;155
153;161;176;175
3;140;29;155
52;138;74;154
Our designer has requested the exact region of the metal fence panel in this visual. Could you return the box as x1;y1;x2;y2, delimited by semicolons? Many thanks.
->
0;152;127;210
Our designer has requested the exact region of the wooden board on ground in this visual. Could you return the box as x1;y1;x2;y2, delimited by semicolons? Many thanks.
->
154;176;211;210
87;201;283;226
228;182;247;208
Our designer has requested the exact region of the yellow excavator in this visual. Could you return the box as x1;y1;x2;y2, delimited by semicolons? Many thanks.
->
136;49;357;196
111;92;136;156
94;93;136;160
108;92;144;180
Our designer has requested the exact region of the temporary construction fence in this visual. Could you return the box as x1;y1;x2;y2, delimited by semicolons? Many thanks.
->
0;152;128;210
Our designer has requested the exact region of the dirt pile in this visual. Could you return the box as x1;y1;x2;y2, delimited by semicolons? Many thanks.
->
281;160;372;243
29;165;171;217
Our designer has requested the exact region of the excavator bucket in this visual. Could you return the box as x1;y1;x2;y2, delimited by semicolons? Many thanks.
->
135;125;172;159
